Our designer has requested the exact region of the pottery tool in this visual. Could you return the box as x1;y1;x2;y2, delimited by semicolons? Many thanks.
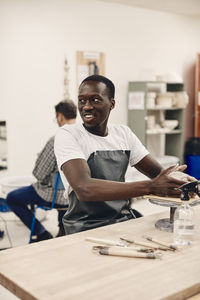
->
120;237;169;251
93;246;162;259
86;237;154;252
143;235;177;251
86;237;126;247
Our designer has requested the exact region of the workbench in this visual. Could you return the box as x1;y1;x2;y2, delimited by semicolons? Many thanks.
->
0;207;200;300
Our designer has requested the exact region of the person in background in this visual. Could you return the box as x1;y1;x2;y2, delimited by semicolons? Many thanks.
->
54;75;191;235
7;100;77;242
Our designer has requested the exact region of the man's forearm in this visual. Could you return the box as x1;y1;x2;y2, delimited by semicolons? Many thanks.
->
74;178;152;202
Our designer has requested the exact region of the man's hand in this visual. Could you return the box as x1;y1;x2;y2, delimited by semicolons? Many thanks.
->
150;165;187;198
168;164;197;182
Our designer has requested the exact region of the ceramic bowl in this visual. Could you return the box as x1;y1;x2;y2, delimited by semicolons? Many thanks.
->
162;120;178;130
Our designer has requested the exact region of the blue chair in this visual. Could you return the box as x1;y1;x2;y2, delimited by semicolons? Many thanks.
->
186;155;200;180
0;197;11;212
29;172;65;243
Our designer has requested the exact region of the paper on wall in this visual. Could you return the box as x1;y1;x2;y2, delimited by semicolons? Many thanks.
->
128;92;145;110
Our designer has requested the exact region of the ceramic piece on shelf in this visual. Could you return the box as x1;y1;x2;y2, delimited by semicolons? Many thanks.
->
146;92;156;109
164;72;183;83
146;115;155;129
173;91;189;108
156;93;175;108
161;120;178;130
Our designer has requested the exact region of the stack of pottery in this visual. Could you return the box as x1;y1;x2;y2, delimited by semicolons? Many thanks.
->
173;91;189;108
156;93;174;108
156;92;188;108
146;92;156;109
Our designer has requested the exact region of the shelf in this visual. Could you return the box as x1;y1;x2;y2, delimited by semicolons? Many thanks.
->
128;81;185;163
146;129;182;135
166;129;182;134
147;107;184;111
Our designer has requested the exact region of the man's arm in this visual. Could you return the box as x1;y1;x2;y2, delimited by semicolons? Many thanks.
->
61;158;185;202
134;154;163;179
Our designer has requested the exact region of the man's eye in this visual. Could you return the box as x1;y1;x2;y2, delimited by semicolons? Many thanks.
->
92;98;100;103
79;99;86;104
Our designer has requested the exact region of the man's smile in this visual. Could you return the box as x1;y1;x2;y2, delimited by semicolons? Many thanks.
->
82;113;95;121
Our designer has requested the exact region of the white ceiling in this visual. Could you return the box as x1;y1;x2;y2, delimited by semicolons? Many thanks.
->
100;0;200;17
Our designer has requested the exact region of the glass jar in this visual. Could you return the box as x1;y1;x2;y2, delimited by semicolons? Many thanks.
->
173;202;195;247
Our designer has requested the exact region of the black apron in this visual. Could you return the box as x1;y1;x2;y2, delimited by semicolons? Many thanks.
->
63;150;142;234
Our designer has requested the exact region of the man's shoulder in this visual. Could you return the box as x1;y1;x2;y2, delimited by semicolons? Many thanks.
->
55;123;84;141
109;123;132;135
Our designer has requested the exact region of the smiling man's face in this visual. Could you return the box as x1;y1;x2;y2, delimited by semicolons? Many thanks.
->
78;81;115;136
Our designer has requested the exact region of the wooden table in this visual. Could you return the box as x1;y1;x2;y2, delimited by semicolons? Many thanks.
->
1;207;200;300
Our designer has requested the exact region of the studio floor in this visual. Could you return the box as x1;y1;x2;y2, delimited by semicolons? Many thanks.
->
0;198;168;300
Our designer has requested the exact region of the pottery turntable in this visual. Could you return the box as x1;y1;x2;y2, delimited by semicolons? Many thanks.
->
144;181;200;232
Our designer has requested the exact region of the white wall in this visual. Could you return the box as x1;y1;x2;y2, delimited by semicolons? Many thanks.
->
1;0;200;176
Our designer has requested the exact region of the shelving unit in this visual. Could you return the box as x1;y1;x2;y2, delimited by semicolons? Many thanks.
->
127;81;185;163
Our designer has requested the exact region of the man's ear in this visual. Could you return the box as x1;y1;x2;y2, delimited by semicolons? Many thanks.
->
57;112;61;121
57;112;64;126
60;113;64;121
110;99;115;110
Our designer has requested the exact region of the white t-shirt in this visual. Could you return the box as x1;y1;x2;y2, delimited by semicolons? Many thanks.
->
54;123;149;194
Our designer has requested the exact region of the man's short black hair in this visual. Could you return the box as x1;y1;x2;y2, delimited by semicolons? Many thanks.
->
81;75;115;99
55;100;77;119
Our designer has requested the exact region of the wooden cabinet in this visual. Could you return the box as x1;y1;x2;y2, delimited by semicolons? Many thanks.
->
127;81;185;163
195;53;200;137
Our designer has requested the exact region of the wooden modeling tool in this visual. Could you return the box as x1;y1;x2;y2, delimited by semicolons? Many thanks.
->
86;237;126;247
86;237;154;252
120;237;169;251
93;246;162;259
143;235;177;251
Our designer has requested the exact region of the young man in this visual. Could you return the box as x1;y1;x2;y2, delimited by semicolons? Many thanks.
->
7;100;77;242
54;75;187;235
